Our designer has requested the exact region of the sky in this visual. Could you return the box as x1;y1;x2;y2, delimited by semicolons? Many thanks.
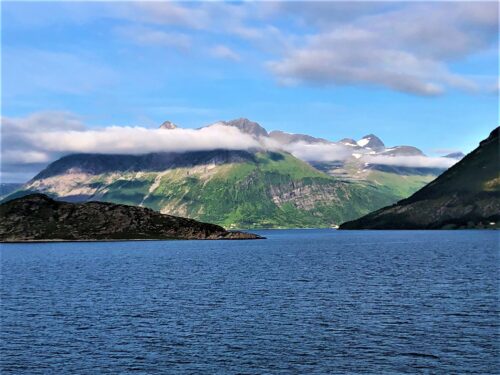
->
1;1;499;182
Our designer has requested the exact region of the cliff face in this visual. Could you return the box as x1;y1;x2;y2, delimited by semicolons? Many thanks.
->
0;194;262;242
339;127;500;230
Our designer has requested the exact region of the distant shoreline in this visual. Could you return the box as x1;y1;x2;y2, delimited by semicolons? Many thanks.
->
1;236;264;244
3;228;498;244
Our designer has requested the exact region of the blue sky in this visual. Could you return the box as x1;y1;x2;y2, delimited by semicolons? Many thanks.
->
1;1;499;181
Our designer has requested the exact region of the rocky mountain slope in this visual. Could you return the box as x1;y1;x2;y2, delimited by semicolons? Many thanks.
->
0;194;261;242
269;130;329;144
4;118;456;228
339;127;500;229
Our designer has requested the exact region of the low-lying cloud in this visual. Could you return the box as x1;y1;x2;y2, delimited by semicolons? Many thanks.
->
364;155;456;169
29;125;260;155
1;112;260;181
2;111;458;182
281;141;352;162
281;141;457;169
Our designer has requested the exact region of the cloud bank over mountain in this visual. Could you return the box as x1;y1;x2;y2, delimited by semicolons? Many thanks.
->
280;141;354;163
1;112;458;182
1;113;259;181
280;141;456;169
364;155;455;169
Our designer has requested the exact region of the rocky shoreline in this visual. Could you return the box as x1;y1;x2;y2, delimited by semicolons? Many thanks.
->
0;194;263;242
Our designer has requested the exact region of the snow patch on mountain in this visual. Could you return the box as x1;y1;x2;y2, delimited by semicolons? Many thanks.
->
357;138;370;147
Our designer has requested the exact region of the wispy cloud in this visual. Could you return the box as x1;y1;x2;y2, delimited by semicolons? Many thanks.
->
268;2;498;95
127;1;497;95
364;155;457;169
209;45;241;61
279;140;457;169
114;1;498;95
269;3;498;95
4;2;497;96
280;141;352;163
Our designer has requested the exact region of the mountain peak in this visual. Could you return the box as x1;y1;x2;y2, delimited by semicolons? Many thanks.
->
357;134;385;150
339;138;358;146
223;118;268;138
159;121;178;130
382;145;424;157
269;130;328;144
444;152;465;160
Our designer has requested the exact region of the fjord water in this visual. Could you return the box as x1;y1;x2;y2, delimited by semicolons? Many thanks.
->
1;230;498;374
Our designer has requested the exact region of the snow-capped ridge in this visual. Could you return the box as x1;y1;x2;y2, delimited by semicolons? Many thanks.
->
357;134;385;151
159;120;178;130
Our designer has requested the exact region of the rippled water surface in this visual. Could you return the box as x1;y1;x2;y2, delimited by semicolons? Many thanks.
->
1;230;498;374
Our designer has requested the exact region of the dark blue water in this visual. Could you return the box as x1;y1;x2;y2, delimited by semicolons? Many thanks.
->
1;230;498;374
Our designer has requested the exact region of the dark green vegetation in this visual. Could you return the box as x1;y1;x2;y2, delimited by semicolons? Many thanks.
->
340;127;500;229
0;194;262;242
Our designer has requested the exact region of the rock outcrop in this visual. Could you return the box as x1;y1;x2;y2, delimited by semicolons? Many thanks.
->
0;194;263;242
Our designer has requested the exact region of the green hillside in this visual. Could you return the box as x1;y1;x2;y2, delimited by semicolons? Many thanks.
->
92;152;391;228
6;150;438;229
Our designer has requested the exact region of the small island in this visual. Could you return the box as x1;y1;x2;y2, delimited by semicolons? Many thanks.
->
0;194;263;242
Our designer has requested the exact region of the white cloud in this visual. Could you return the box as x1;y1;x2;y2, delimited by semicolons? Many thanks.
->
279;141;456;169
269;47;453;95
1;111;461;181
364;155;457;169
268;2;498;95
6;2;496;96
30;125;260;155
281;141;352;162
1;112;261;180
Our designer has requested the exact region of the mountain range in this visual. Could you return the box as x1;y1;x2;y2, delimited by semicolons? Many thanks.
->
340;127;499;229
4;118;459;228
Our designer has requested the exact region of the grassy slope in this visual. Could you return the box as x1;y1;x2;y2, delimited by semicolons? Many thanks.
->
365;171;437;198
96;152;410;228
